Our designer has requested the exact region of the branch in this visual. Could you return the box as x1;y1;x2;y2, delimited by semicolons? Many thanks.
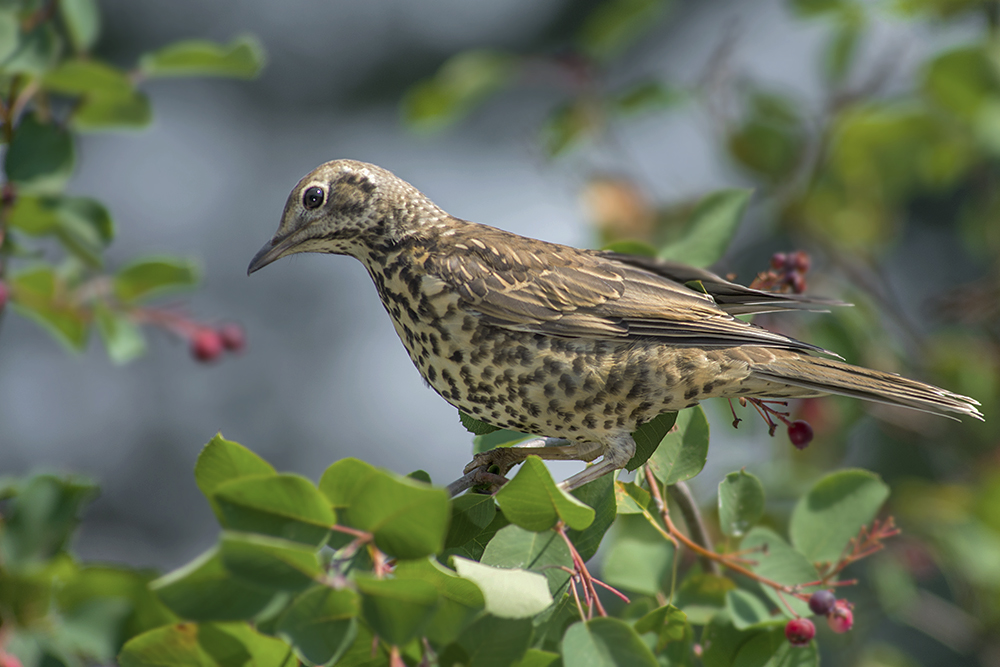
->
666;482;720;576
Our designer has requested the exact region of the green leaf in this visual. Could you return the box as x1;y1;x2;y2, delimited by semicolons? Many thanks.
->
922;45;1000;121
0;10;18;62
718;470;765;538
614;480;651;514
565;474;616;561
43;59;132;95
725;589;773;630
401;50;517;131
8;265;90;351
561;617;659;666
0;473;98;565
658;189;751;268
94;303;146;364
395;558;485;645
460;410;501;435
276;586;359;667
213;473;335;546
495;456;595;531
541;100;597;157
52;196;115;266
59;0;100;52
472;428;533;454
74;89;153;131
338;467;450;559
614;81;683;115
824;19;860;84
645;406;709;485
119;621;297;667
140;35;265;79
113;257;200;303
626;411;677;471
634;604;692;657
789;468;889;565
446;493;497;549
601;239;658;257
481;524;573;596
452;556;553;619
195;434;276;521
442;615;533;667
219;532;321;592
41;60;150;129
700;612;754;667
319;457;377;508
740;527;818;618
601;513;673;596
732;624;818;667
673;573;736;625
5;115;76;192
354;575;438;647
577;0;671;62
2;24;60;75
151;548;276;621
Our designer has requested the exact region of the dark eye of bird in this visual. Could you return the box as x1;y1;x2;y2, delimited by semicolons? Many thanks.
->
303;186;325;209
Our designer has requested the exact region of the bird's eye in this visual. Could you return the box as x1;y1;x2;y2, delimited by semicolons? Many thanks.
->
302;186;325;210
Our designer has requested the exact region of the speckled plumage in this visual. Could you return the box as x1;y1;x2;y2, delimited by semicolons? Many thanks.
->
248;160;983;490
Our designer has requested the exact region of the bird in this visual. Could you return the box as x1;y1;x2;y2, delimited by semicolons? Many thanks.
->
247;159;983;492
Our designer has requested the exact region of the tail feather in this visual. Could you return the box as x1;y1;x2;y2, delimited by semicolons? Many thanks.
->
751;355;984;422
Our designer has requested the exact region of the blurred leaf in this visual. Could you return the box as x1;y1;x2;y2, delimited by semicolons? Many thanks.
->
565;474;616;561
452;556;553;619
446;493;497;549
450;614;534;667
922;45;999;121
219;532;321;592
113;257;199;303
119;621;296;667
614;81;683;115
402;50;517;131
740;527;817;618
626;411;677;471
319;457;377;508
481;524;573;595
728;92;805;182
495;456;595;531
94;303;146;364
354;574;438;647
718;470;765;538
151;548;276;621
561;617;658;666
602;239;658;257
0;10;18;62
700;612;752;667
276;586;359;667
542;100;598;157
601;514;673;596
725;589;773;630
634;604;691;652
5;115;76;192
74;89;153;130
733;624;817;666
44;59;132;95
337;466;450;559
645;406;709;485
673;573;736;625
472;428;532;454
195;434;276;522
395;558;485;645
658;190;751;268
8;265;90;351
60;0;100;52
788;0;847;15
824;17;861;83
42;58;150;129
8;195;114;266
789;468;889;565
140;35;265;79
0;473;98;565
1;24;60;75
213;473;335;546
577;0;671;62
460;410;500;435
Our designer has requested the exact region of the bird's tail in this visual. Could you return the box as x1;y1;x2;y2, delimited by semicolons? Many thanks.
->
750;355;984;421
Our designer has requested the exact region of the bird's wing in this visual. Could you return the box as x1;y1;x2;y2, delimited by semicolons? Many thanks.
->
426;224;830;354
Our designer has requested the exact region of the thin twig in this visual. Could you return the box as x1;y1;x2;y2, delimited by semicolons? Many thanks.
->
666;482;720;576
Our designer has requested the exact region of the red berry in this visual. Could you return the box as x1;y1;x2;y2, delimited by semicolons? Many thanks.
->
0;652;24;667
788;420;814;449
827;601;853;633
790;250;811;273
789;272;806;294
770;252;787;270
191;329;223;362
808;590;836;615
785;618;815;646
0;281;8;310
219;323;246;352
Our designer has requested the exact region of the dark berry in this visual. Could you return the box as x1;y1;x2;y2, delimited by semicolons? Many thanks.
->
770;252;787;270
219;323;246;352
191;329;223;362
788;420;814;449
0;281;8;310
827;601;853;633
785;618;815;646
790;250;811;273
789;272;806;294
808;590;836;615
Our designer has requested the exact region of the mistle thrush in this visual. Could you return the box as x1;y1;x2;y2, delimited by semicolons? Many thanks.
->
248;160;983;491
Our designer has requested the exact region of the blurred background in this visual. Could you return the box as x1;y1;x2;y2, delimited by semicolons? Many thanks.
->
2;0;999;664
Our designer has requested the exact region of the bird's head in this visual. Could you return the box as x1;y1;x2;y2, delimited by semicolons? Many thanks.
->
248;159;436;275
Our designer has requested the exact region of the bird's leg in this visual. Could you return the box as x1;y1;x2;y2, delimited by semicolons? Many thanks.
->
557;434;636;492
462;438;601;477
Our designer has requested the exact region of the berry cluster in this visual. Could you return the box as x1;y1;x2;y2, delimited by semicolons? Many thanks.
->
190;324;246;363
785;590;854;647
769;250;811;294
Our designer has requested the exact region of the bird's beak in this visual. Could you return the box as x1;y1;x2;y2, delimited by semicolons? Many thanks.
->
247;230;299;275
